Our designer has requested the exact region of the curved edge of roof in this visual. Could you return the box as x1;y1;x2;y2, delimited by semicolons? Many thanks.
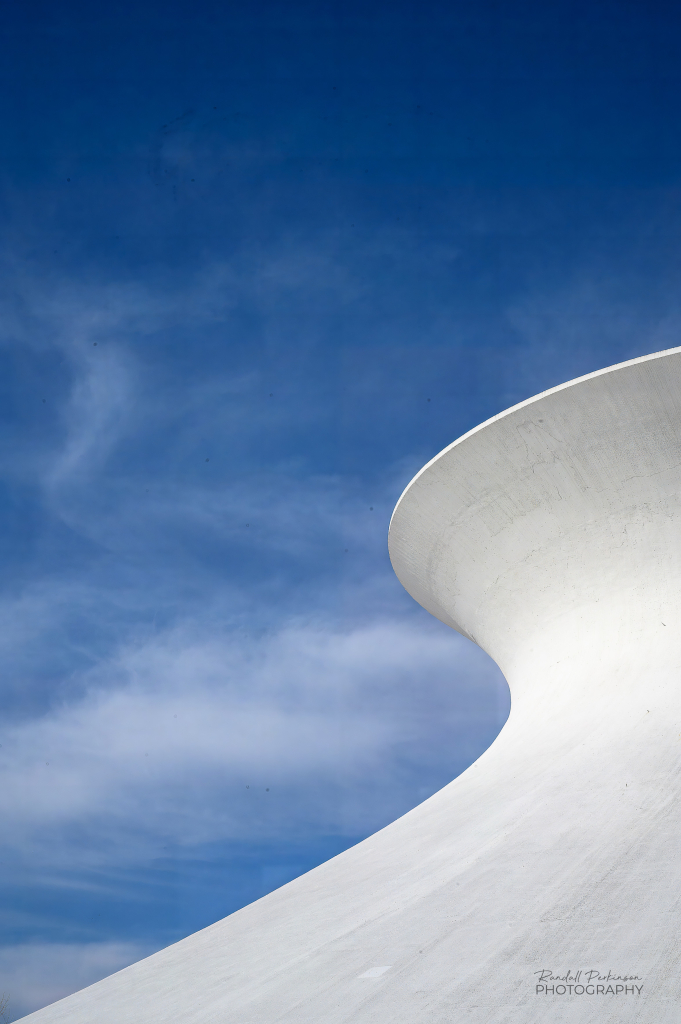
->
388;345;681;532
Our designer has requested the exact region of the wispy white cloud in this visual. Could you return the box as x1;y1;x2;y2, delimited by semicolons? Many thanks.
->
46;345;134;489
0;617;507;867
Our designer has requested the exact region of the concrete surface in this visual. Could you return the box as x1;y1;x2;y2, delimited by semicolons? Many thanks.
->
18;347;681;1022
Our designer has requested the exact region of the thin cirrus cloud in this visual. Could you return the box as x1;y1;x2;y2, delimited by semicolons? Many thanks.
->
0;617;508;867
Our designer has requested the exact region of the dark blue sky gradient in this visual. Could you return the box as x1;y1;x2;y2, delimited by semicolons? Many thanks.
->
2;1;681;1018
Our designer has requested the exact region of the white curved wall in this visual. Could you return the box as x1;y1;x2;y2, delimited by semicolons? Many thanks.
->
19;348;681;1023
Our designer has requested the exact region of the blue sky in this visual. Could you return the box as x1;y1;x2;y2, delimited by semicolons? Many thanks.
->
2;0;681;1017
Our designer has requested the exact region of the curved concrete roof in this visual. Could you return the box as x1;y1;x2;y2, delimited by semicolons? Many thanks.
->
390;346;681;670
20;347;681;1023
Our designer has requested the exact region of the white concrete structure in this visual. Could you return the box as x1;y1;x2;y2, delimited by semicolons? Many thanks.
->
20;348;681;1022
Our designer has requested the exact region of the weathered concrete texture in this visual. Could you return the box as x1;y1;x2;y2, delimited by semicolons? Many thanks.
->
19;348;681;1023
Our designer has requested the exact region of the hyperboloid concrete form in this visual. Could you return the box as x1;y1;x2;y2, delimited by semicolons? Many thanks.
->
21;348;681;1022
